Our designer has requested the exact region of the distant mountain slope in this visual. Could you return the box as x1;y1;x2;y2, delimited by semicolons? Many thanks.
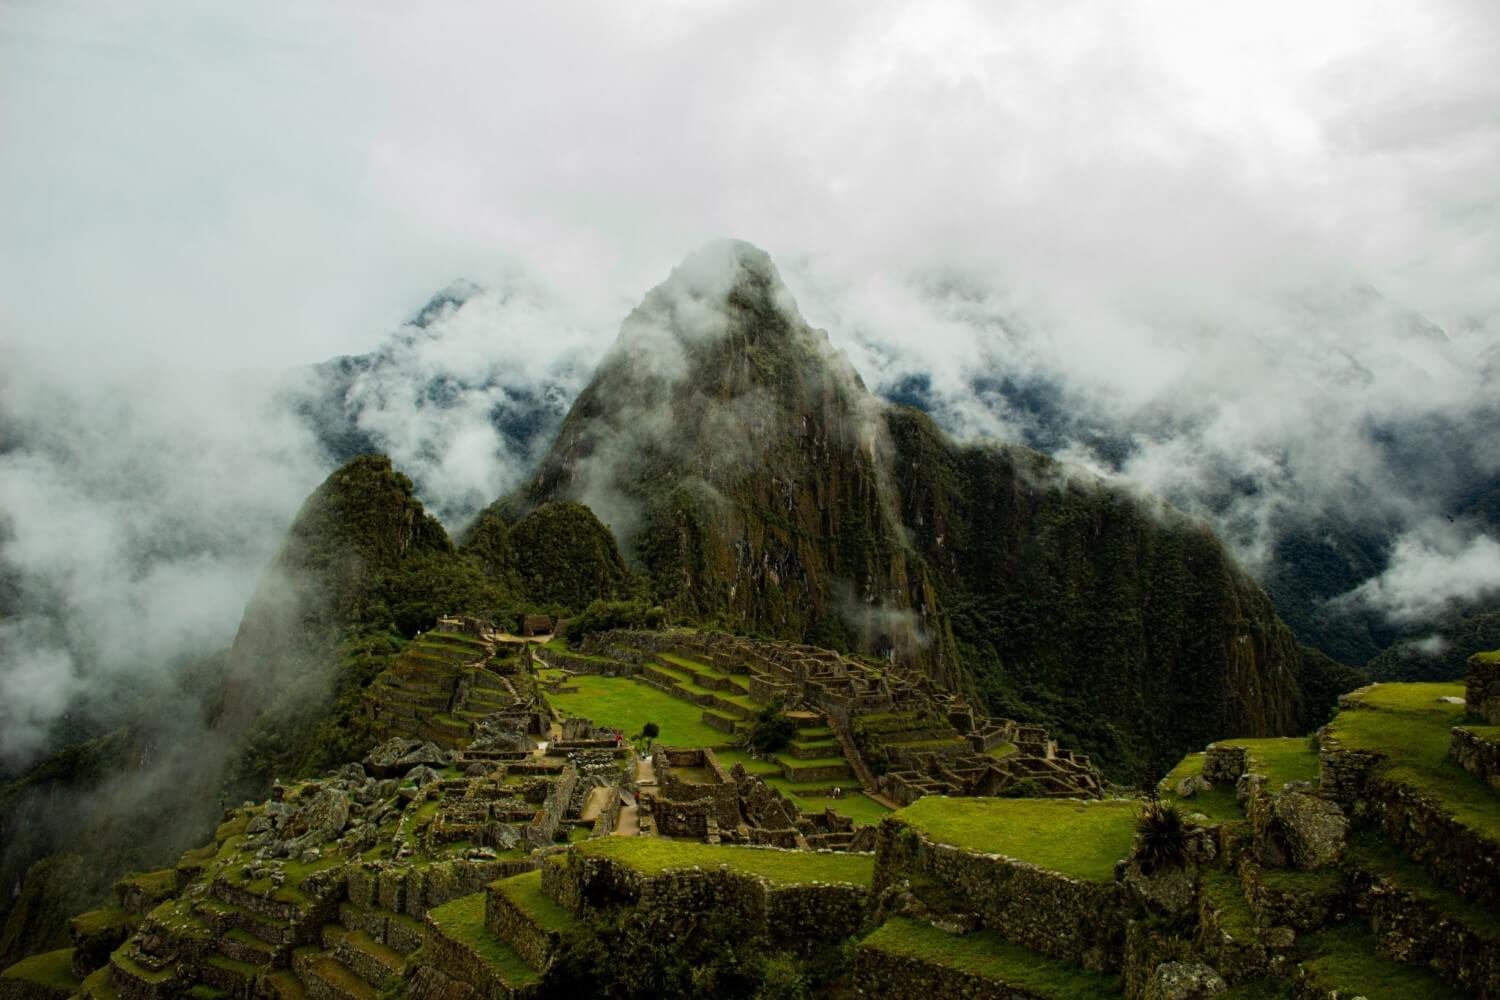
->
516;240;1348;780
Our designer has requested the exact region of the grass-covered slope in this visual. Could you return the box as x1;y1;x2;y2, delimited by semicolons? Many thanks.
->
889;797;1138;883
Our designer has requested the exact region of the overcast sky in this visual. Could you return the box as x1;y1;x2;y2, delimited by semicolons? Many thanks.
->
4;1;1496;372
3;1;1499;766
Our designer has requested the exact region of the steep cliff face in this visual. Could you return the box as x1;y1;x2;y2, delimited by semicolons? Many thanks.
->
884;408;1317;779
524;240;957;681
519;241;1349;780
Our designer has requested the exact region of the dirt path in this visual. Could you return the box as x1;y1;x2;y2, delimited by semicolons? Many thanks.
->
613;798;640;836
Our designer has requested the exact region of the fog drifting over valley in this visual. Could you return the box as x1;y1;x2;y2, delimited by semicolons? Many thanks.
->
3;1;1499;768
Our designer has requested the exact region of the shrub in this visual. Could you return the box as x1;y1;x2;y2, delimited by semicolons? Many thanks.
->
1135;801;1190;874
747;699;796;754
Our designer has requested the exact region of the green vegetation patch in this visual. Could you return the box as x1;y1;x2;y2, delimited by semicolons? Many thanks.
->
893;797;1138;883
2;948;79;991
1156;752;1242;823
1473;650;1500;665
70;906;135;939
1345;828;1500;939
1214;737;1320;790
543;674;728;747
494;870;579;935
1328;682;1500;841
574;837;874;887
1298;922;1462;1000
710;749;782;777
861;918;1121;999
425;893;541;986
1199;869;1254;937
801;792;892;827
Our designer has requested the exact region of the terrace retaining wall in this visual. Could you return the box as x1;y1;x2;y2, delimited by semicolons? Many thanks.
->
873;820;1127;972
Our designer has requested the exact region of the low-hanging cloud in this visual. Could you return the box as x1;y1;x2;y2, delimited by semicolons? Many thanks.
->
1338;524;1500;625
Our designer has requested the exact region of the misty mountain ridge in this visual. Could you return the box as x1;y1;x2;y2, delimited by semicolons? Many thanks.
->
282;242;1499;677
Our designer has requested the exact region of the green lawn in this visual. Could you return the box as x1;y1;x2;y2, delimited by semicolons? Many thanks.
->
860;918;1120;999
800;792;892;827
574;837;875;887
1298;923;1462;999
1156;752;1243;823
713;748;783;777
1328;682;1500;841
543;675;728;748
1214;737;1320;790
893;797;1139;883
2;948;79;991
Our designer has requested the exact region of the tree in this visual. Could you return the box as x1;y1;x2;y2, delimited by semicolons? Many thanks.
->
641;721;660;748
747;699;795;754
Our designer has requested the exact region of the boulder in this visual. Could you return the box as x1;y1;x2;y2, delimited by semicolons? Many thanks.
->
405;765;441;787
1174;774;1212;799
283;785;351;848
1144;962;1228;1000
365;737;424;777
1273;792;1348;870
1123;861;1198;917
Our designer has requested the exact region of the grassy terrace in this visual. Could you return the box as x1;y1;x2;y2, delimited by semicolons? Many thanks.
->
1157;753;1242;822
892;797;1138;883
1298;923;1461;1000
494;871;578;935
426;894;540;986
1328;682;1499;841
573;836;875;887
541;673;728;747
1213;737;1320;790
1345;828;1500;939
861;918;1121;999
2;948;79;991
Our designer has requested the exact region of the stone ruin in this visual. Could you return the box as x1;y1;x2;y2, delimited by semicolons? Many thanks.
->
582;628;1106;804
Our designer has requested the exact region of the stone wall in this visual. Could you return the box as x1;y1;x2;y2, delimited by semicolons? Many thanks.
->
1450;727;1500;789
346;858;530;919
524;766;578;849
1316;732;1384;808
853;941;1049;1000
1350;866;1500;998
873;820;1127;972
544;850;868;955
533;647;639;677
1356;775;1500;910
1466;654;1500;724
656;749;739;830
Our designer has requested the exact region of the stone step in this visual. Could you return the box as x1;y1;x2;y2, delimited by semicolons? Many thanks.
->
262;970;306;1000
292;948;377;1000
200;953;258;997
197;896;294;946
335;903;424;956
107;951;177;1000
322;925;404;989
218;927;276;965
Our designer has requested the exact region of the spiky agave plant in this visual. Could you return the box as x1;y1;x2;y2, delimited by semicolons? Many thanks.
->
1135;801;1190;874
